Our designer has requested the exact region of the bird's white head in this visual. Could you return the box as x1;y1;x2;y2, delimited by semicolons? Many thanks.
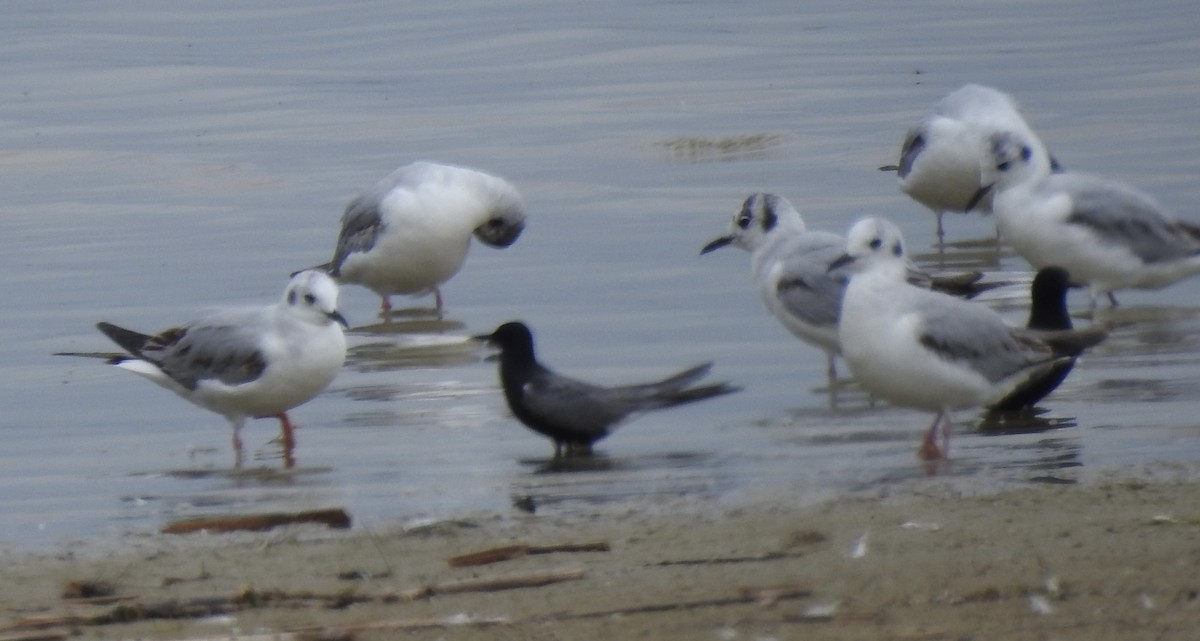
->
283;270;348;327
830;216;908;275
472;179;527;249
701;192;807;255
978;131;1051;194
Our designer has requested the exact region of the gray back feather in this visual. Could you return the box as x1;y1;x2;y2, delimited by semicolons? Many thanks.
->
772;234;849;327
328;195;383;275
915;293;1053;384
143;310;270;390
1060;173;1200;263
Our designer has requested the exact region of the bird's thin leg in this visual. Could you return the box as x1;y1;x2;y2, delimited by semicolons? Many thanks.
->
274;413;297;446
433;288;444;319
229;417;246;468
919;411;945;460
1107;291;1120;307
380;296;393;323
940;412;954;457
274;413;297;469
553;441;563;459
936;212;946;245
826;353;838;383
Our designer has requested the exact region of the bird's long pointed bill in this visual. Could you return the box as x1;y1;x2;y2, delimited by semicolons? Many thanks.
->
328;310;350;328
827;253;855;271
964;184;993;212
700;235;734;255
471;333;494;343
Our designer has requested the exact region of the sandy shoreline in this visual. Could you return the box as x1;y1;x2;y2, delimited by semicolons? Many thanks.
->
3;471;1199;641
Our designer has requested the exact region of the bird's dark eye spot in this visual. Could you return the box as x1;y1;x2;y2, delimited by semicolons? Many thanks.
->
892;242;903;257
762;207;777;232
997;161;1011;172
869;237;883;250
287;291;296;304
1020;145;1032;161
304;293;317;305
736;214;752;229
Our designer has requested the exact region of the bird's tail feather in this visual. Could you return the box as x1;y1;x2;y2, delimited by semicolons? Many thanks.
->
652;382;742;408
645;362;713;391
611;362;739;410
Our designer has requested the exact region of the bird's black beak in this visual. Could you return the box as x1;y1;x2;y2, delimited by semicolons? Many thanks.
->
472;332;495;344
328;310;349;328
964;184;993;212
878;163;900;172
700;235;734;255
827;253;855;272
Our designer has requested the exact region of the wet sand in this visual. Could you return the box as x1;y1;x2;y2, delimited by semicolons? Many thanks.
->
4;468;1198;640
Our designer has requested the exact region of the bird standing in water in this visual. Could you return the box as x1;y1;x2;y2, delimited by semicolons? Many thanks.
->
475;321;739;457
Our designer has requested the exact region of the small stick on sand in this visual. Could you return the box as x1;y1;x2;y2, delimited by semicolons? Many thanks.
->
447;541;610;567
161;508;351;534
397;566;586;600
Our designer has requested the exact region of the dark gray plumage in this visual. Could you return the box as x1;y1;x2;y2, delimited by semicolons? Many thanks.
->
475;322;740;457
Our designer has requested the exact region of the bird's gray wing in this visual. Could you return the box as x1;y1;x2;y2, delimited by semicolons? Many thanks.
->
143;309;270;391
772;234;848;328
521;372;631;438
914;294;1053;383
896;126;925;179
328;195;384;274
1060;174;1200;264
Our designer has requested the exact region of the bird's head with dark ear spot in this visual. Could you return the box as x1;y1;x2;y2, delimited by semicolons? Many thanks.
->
988;132;1034;174
284;270;348;327
735;193;757;229
760;193;780;233
844;216;908;263
474;196;527;248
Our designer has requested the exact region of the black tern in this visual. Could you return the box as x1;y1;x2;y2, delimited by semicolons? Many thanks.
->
988;266;1106;412
474;321;740;457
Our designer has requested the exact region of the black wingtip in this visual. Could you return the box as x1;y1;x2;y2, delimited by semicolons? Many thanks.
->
291;263;335;278
95;322;152;356
665;381;741;406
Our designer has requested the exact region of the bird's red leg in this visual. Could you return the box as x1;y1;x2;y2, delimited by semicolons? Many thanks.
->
232;431;244;468
919;412;944;461
274;413;298;468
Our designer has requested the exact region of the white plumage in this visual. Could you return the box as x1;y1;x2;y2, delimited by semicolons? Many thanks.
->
319;161;526;320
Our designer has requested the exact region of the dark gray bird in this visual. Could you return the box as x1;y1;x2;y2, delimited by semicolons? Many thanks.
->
474;321;740;457
988;266;1102;411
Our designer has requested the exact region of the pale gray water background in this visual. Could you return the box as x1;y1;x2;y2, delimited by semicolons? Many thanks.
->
3;0;1200;551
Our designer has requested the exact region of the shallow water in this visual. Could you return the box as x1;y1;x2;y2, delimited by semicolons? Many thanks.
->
3;0;1200;550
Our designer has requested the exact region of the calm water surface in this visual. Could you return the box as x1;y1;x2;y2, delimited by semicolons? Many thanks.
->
3;0;1200;550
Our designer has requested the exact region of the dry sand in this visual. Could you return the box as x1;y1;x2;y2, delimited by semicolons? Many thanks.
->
3;471;1199;641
